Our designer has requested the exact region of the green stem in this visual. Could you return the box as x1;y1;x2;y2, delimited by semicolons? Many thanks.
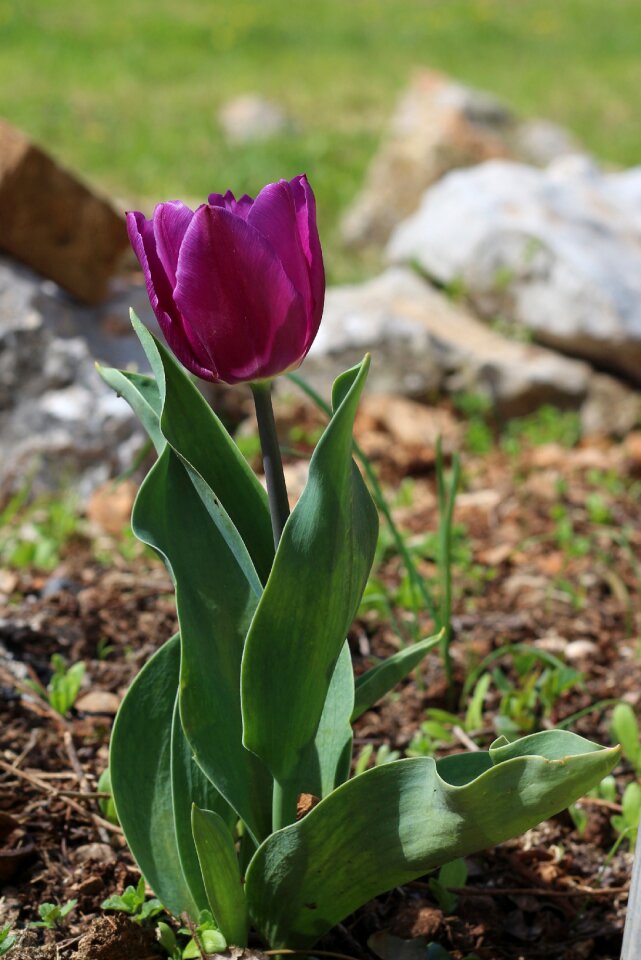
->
272;778;298;832
251;382;290;547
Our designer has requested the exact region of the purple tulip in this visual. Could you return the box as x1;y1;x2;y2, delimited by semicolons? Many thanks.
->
127;175;325;385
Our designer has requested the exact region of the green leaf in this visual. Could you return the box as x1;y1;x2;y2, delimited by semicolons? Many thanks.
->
48;658;84;715
241;358;378;797
611;703;641;771
109;634;199;917
96;366;165;454
352;633;441;722
132;447;271;842
171;696;236;912
130;313;274;585
245;731;620;947
191;806;249;946
464;673;492;732
298;641;354;798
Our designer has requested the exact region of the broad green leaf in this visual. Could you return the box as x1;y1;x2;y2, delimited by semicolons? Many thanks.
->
352;633;441;722
246;731;620;947
130;313;274;585
241;358;378;796
132;446;271;842
298;641;355;799
96;366;164;454
171;696;236;912
191;806;249;946
109;634;198;917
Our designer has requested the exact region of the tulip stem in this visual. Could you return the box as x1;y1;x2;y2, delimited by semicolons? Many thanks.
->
251;382;290;547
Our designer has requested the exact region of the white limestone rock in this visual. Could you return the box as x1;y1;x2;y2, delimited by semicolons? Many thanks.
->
387;157;641;382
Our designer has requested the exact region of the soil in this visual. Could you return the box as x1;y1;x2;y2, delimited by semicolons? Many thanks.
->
1;397;640;960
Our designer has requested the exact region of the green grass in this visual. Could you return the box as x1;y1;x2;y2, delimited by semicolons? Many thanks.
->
2;0;640;281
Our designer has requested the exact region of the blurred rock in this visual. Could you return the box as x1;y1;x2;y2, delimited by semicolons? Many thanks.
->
0;118;128;303
358;393;461;450
86;480;138;535
218;94;294;144
340;69;580;249
305;267;592;416
580;373;640;437
387;156;641;383
0;257;147;495
75;690;120;715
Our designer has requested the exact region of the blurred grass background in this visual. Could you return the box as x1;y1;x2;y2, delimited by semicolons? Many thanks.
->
1;0;640;282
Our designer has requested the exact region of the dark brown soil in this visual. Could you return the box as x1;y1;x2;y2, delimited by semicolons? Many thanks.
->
1;397;640;960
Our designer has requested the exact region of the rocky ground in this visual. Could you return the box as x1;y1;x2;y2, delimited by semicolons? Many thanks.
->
1;393;640;960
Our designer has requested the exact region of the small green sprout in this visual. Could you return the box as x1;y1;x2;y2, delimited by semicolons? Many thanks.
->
179;911;227;958
97;768;119;825
354;742;401;776
30;899;77;930
102;878;163;923
0;926;17;956
611;782;641;851
24;653;85;717
428;858;467;914
611;703;641;775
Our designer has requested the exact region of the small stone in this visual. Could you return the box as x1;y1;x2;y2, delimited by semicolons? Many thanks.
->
0;569;18;595
581;373;640;437
73;842;116;864
534;633;569;655
624;431;641;469
86;481;137;535
565;639;599;662
75;690;120;716
218;94;293;144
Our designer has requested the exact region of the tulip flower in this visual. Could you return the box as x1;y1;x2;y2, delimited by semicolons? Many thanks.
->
127;175;325;385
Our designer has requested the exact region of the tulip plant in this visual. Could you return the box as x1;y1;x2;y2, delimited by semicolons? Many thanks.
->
98;176;619;950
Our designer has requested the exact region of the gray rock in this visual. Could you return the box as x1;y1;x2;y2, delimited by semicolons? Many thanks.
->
218;94;294;145
303;267;593;418
510;119;581;167
387;158;641;382
580;373;640;438
340;69;580;249
0;256;150;495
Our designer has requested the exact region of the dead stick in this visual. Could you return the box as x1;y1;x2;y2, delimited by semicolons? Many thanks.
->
0;758;122;836
452;725;480;752
62;727;110;844
264;950;359;960
410;879;628;898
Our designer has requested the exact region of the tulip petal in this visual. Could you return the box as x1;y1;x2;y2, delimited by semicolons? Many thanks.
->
174;205;306;384
127;211;216;382
289;175;325;345
247;180;311;312
154;201;195;287
208;190;254;220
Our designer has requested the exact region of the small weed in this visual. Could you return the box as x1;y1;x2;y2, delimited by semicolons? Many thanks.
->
354;742;401;775
97;768;119;825
30;900;77;930
611;782;641;851
611;703;641;775
25;654;85;717
157;910;226;959
0;926;16;957
0;488;79;571
429;858;468;914
102;878;163;923
501;406;581;455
